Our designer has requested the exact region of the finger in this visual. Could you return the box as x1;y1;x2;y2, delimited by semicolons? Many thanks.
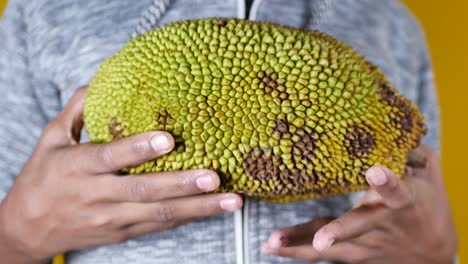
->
365;166;414;209
101;169;220;202
312;205;384;251
74;131;174;174
406;149;427;168
410;145;450;205
352;189;382;208
262;243;321;262
410;144;441;181
118;193;242;232
265;217;334;249
406;144;438;170
262;242;369;263
42;86;88;146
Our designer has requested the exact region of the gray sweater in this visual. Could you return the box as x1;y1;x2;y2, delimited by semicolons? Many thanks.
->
0;0;440;263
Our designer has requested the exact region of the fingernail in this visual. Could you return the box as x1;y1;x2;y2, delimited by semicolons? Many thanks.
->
313;237;334;251
269;237;283;249
150;133;172;152
220;197;241;212
261;243;278;255
268;232;286;249
368;167;388;186
196;175;216;191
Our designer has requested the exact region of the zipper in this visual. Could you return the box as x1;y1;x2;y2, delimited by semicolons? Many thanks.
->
233;198;250;264
234;2;245;263
248;0;263;21
242;199;250;264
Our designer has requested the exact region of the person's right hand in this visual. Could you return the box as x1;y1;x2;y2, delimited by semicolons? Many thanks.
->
0;87;243;264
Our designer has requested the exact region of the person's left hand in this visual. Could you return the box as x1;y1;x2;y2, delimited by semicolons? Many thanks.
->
261;145;458;264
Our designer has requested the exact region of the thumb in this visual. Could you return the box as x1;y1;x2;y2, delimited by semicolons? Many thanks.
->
365;166;415;209
42;86;88;147
265;217;334;249
352;189;382;209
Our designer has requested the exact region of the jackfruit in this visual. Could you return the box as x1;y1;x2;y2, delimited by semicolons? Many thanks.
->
84;18;426;202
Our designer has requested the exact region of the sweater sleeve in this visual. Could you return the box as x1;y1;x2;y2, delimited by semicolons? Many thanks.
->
0;0;50;202
416;33;441;153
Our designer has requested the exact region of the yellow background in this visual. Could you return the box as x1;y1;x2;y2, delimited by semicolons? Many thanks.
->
403;1;468;262
0;0;466;262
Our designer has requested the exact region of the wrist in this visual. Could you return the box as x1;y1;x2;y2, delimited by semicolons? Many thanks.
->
0;201;48;264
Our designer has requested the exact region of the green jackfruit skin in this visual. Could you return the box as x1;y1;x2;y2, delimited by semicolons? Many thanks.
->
84;18;426;202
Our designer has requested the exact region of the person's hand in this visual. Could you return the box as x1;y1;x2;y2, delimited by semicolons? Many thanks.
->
261;145;458;264
0;87;243;264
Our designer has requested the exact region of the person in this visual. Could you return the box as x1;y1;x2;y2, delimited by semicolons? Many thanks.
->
0;0;458;263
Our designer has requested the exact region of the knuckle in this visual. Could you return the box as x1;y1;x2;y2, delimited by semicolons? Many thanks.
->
128;180;154;202
325;219;344;237
41;121;62;142
81;189;105;205
89;214;113;228
152;203;176;227
96;145;118;171
90;176;119;203
43;121;58;135
60;150;82;176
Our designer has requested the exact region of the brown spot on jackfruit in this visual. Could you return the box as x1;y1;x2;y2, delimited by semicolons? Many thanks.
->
243;148;280;180
392;99;414;133
156;109;173;127
275;119;289;134
417;119;428;137
292;130;316;161
259;71;288;101
109;119;124;139
377;80;395;103
345;125;375;158
216;19;227;27
273;120;317;184
243;133;318;195
377;80;416;145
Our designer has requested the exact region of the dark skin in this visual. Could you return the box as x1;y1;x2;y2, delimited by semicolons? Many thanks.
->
0;87;458;263
261;145;458;263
